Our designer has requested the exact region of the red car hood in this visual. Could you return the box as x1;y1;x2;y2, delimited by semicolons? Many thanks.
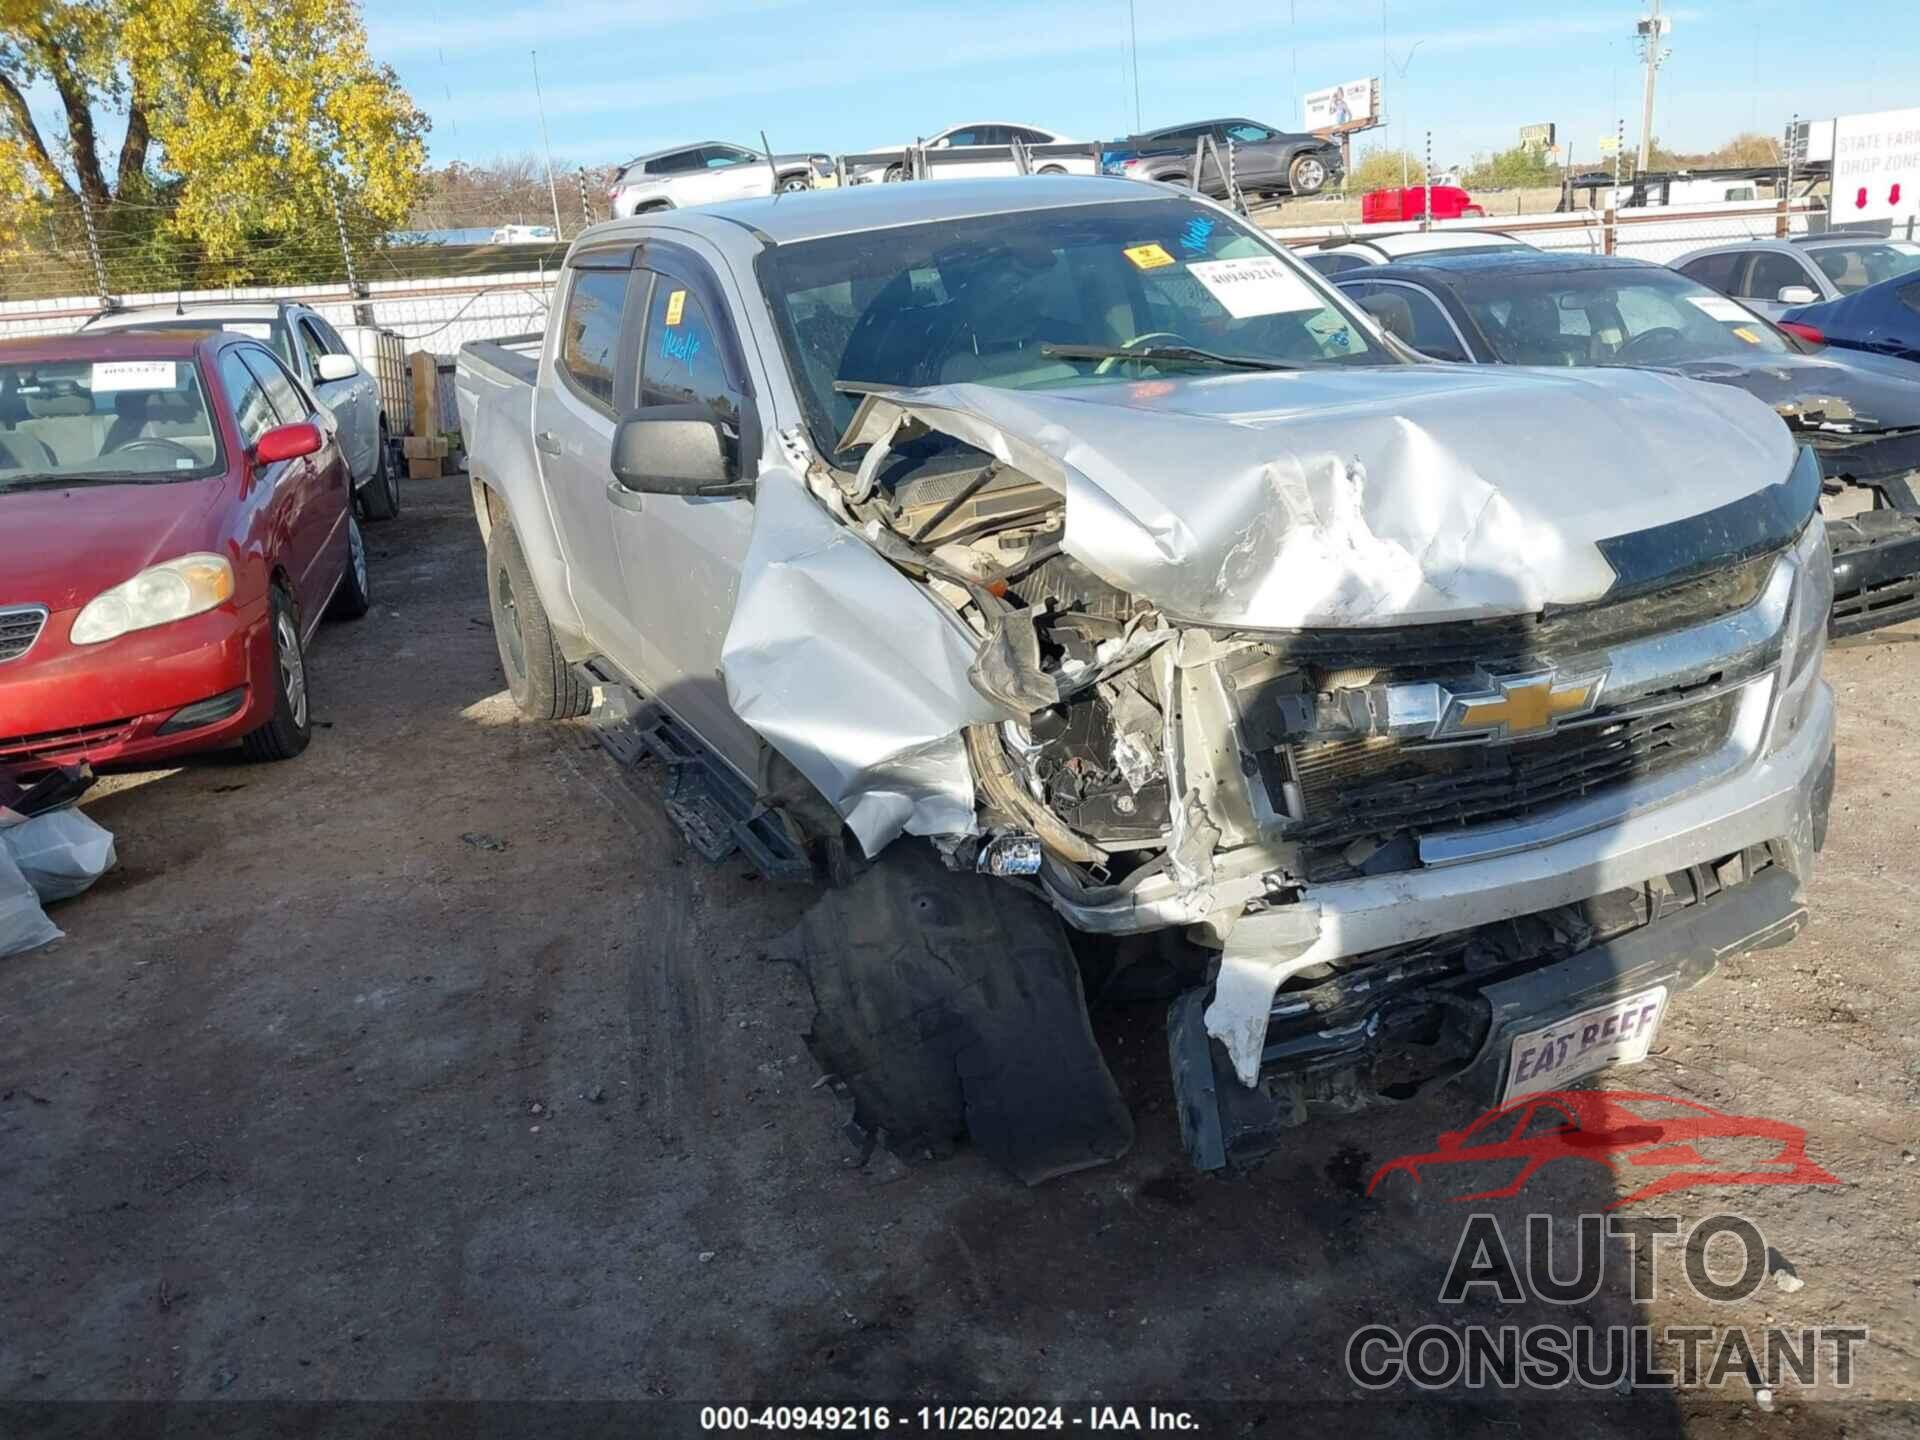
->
0;478;228;613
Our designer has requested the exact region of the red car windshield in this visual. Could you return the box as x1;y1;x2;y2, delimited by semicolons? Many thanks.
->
0;357;223;490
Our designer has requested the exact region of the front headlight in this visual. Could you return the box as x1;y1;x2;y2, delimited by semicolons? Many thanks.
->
1785;511;1832;686
70;554;235;646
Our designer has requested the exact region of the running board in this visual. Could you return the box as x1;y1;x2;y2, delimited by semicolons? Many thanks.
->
578;661;811;882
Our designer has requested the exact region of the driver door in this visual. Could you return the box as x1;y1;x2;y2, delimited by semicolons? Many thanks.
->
606;253;762;777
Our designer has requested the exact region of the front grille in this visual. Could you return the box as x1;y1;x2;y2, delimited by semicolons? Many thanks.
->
1238;551;1778;680
0;716;137;766
0;606;47;662
1285;692;1738;858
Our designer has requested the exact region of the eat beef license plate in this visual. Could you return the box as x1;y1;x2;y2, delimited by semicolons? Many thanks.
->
1503;986;1667;1102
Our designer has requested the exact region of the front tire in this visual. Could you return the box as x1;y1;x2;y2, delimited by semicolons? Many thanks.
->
1287;154;1329;195
486;515;590;720
242;584;313;762
361;419;400;521
329;514;371;620
777;173;812;193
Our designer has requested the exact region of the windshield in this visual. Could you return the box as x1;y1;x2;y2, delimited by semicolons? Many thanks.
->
1809;241;1920;295
1451;265;1791;367
758;197;1388;455
0;357;223;490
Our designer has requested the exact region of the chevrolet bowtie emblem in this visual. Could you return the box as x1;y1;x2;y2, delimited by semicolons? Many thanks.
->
1449;671;1604;739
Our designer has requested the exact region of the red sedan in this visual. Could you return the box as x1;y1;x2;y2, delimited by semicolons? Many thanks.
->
0;329;370;771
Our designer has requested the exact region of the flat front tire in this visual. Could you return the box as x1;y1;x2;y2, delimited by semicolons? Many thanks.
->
241;584;313;762
486;515;590;720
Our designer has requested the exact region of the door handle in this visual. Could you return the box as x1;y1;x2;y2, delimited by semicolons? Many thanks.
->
605;478;645;513
534;429;562;455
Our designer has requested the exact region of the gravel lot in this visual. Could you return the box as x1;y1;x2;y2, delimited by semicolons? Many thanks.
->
3;473;1915;1436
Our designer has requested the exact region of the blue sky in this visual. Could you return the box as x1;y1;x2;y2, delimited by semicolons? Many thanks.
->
362;0;1920;170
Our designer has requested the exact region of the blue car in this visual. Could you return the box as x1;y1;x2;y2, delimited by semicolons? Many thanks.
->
1781;268;1920;364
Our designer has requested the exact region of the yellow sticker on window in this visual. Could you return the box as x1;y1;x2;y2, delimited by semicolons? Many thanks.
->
1732;326;1761;345
1123;243;1175;270
665;289;687;326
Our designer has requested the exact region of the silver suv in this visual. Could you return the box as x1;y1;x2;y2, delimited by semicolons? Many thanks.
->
608;141;830;216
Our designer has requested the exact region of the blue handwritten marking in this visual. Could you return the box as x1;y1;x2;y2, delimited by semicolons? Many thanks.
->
661;328;703;367
1179;216;1215;254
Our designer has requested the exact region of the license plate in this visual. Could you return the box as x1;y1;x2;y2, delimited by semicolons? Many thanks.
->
1502;986;1667;1103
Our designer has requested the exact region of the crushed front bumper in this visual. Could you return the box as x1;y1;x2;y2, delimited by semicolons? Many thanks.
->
1828;507;1920;637
1170;830;1823;1169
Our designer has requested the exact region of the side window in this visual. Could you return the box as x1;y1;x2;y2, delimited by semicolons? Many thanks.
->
218;349;282;445
1677;252;1742;295
558;267;630;412
705;146;754;170
942;128;985;147
239;347;311;422
1012;127;1052;145
1395;286;1472;362
311;316;350;354
297;317;334;355
1224;123;1271;144
639;274;739;425
1744;252;1814;302
1898;282;1920;320
653;149;700;175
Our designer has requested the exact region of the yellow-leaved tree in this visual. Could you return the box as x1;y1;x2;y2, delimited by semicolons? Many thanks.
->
1;0;428;291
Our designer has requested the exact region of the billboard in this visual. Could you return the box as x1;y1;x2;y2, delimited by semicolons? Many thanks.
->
1519;123;1556;152
1831;107;1920;222
1304;78;1378;131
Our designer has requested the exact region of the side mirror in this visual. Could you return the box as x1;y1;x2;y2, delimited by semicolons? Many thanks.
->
609;406;751;498
1777;285;1820;306
255;421;323;464
314;353;358;382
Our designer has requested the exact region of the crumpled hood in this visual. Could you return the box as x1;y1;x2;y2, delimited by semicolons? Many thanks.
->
0;479;226;612
847;365;1796;628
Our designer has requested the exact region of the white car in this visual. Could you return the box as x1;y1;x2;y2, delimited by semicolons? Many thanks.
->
608;142;832;217
83;302;400;519
851;122;1096;183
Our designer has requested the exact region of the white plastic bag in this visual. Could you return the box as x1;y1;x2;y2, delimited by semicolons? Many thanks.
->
0;843;61;957
2;809;117;903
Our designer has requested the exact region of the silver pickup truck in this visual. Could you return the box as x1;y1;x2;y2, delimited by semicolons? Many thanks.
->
457;177;1836;1183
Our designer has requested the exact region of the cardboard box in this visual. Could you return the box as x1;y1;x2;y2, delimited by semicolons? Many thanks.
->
401;435;449;459
407;456;444;481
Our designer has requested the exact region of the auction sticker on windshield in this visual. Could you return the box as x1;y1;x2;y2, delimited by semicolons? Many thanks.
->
1123;243;1176;270
1187;257;1323;318
91;360;177;392
1503;986;1667;1103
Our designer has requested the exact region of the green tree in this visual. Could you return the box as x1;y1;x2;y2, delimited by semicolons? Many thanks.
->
1346;146;1426;192
1460;144;1559;190
1;0;429;286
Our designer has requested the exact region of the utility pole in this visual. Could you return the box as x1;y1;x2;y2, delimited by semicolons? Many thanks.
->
1635;1;1671;173
530;50;564;238
1127;0;1142;131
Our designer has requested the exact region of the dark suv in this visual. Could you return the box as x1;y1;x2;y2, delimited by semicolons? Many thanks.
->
1102;118;1342;199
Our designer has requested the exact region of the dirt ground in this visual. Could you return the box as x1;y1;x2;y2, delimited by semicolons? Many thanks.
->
3;473;1917;1436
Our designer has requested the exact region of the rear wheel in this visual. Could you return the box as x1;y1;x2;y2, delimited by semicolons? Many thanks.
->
1038;164;1067;176
360;418;400;521
486;515;590;719
329;514;371;620
1288;154;1329;195
241;584;312;762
